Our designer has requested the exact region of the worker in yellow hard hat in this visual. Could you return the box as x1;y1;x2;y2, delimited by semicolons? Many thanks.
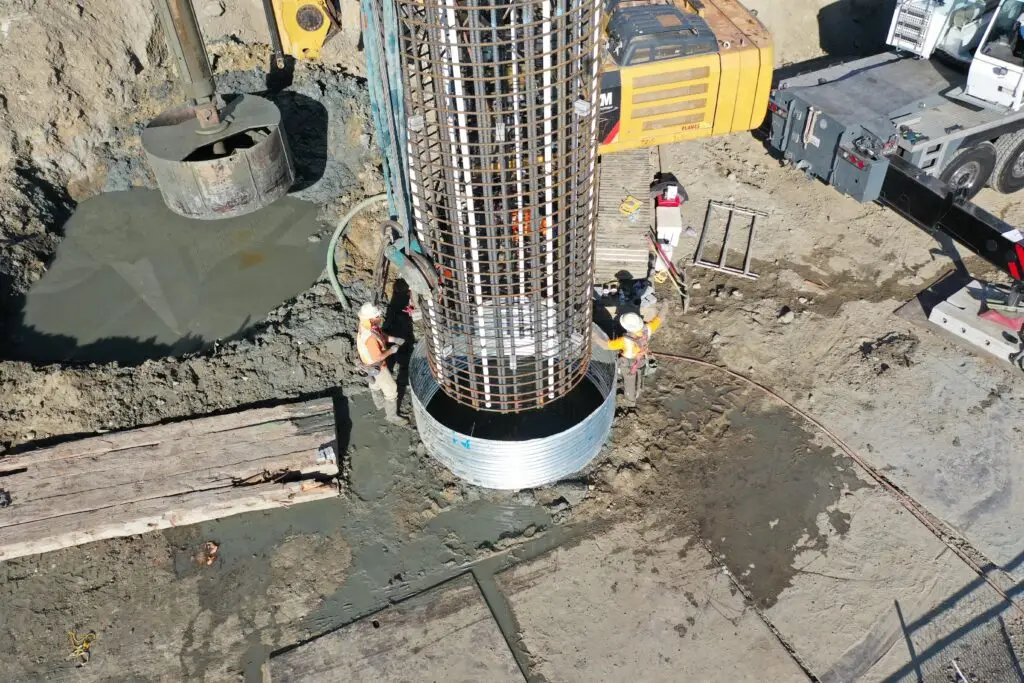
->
595;308;665;407
356;302;408;426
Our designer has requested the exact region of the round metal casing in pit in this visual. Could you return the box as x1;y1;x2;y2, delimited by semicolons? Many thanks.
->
409;340;616;490
141;94;295;220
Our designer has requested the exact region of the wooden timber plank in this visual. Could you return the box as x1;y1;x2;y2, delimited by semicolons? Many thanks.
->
1;425;333;506
597;242;647;250
0;399;333;470
0;398;340;559
1;451;335;528
595;248;650;256
595;148;653;283
0;399;333;490
0;480;339;562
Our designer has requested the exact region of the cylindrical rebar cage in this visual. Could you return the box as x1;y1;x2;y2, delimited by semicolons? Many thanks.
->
397;0;603;412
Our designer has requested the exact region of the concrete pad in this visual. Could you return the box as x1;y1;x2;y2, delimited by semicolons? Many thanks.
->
269;574;521;682
759;480;1016;682
807;315;1024;581
497;521;807;683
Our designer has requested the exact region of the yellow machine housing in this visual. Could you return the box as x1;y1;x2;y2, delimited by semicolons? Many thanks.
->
272;0;333;60
597;0;773;155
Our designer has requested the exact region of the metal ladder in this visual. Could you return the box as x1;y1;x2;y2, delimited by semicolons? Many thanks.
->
890;0;935;54
692;201;766;281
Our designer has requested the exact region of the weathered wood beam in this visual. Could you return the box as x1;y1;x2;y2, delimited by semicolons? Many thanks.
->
0;398;341;562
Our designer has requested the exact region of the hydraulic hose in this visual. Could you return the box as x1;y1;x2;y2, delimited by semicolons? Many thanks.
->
326;193;388;309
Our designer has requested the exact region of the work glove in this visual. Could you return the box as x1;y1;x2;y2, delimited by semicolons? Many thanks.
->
391;337;406;347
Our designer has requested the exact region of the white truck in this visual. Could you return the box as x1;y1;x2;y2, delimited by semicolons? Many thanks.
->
767;0;1024;285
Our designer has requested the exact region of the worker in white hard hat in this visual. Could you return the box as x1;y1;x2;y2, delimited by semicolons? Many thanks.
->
356;302;408;426
595;307;666;407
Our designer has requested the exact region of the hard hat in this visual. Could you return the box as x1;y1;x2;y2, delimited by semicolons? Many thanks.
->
620;312;644;334
359;302;383;320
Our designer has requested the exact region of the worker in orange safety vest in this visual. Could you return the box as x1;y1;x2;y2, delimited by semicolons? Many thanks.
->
595;308;665;407
356;302;408;426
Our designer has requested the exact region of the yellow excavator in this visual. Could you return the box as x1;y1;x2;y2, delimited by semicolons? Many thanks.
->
597;0;772;153
266;0;773;154
262;0;336;61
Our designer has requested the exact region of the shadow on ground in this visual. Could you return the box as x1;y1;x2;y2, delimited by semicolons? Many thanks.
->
817;0;897;59
881;553;1024;683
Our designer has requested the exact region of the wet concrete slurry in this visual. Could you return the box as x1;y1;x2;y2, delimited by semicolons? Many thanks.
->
653;371;870;609
254;362;882;678
12;189;327;364
3;362;1018;681
601;364;872;611
270;573;525;681
163;391;563;680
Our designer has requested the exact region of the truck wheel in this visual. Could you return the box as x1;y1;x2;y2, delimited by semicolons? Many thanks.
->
939;142;996;200
991;131;1024;194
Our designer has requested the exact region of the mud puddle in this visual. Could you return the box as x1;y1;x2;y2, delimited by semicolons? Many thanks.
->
605;363;869;609
8;189;327;365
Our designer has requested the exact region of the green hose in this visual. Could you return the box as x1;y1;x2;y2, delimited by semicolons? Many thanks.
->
326;193;388;309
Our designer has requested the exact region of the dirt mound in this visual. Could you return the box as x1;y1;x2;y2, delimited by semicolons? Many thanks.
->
859;332;920;375
0;1;169;315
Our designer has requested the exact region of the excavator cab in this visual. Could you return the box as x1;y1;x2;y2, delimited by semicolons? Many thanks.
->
605;5;718;66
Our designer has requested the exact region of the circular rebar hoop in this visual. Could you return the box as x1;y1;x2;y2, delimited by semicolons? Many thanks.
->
397;0;604;412
409;341;615;489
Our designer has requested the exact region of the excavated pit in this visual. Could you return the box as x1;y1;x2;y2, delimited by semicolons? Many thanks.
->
0;58;372;367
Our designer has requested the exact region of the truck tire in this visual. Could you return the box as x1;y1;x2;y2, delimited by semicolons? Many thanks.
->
939;142;996;200
990;131;1024;194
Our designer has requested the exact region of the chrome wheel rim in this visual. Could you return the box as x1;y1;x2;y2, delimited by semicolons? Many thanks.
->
1012;149;1024;179
950;161;981;190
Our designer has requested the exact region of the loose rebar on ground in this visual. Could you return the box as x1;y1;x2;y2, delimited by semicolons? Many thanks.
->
397;0;603;413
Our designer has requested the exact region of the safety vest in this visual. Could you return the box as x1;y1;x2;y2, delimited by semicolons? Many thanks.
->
619;329;651;360
357;324;389;367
